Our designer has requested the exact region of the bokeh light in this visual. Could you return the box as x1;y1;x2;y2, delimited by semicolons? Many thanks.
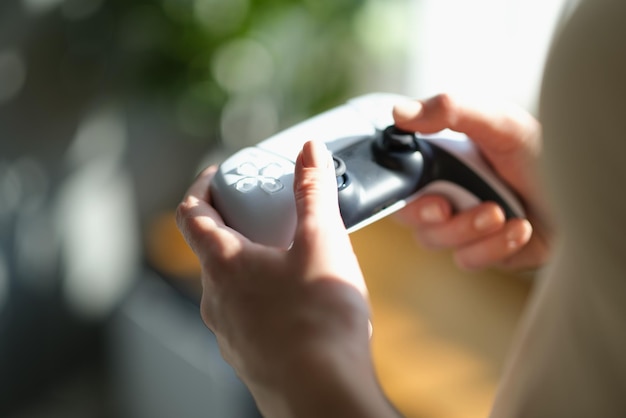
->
211;38;274;94
20;0;64;14
220;94;279;150
56;106;140;320
193;0;250;34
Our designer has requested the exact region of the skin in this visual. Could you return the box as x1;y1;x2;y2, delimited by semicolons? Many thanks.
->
175;94;554;416
176;140;399;418
392;94;553;272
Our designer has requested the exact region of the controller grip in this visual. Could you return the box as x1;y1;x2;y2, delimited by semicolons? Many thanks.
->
424;141;526;218
209;147;298;248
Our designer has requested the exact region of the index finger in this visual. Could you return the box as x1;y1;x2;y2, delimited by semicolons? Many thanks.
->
392;94;541;156
392;94;543;202
184;165;218;204
176;165;244;261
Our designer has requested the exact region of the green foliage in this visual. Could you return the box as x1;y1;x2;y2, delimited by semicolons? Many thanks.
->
70;0;368;138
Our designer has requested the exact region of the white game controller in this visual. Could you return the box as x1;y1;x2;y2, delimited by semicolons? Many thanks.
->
210;93;526;248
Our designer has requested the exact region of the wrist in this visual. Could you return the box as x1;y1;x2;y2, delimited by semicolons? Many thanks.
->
248;341;399;418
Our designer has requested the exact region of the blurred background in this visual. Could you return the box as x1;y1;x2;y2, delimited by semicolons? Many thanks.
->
0;0;567;417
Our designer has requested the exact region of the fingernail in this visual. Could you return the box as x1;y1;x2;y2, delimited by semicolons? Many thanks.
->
393;100;424;121
420;202;445;223
506;220;532;250
303;141;330;168
474;207;504;231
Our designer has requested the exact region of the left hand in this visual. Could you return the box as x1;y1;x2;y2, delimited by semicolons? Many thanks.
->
176;140;395;418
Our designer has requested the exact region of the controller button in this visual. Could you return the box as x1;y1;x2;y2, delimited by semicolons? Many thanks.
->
383;126;417;152
237;162;260;177
333;156;349;189
333;156;347;176
235;177;259;193
260;163;283;179
336;174;348;189
261;178;284;194
233;161;286;194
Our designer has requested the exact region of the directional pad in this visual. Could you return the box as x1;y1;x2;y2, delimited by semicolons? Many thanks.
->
234;177;259;193
233;162;285;194
237;162;260;177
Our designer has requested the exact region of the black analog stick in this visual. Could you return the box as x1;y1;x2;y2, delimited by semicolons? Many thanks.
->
382;126;417;152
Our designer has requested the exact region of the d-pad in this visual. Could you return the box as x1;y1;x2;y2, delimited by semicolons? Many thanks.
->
234;162;285;194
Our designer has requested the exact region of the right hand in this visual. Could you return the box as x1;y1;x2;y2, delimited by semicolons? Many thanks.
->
392;94;554;272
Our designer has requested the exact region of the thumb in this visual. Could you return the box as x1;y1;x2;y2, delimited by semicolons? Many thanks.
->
292;140;345;248
292;141;372;336
291;140;369;298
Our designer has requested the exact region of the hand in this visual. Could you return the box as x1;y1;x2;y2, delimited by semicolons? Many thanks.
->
392;94;553;272
176;141;397;418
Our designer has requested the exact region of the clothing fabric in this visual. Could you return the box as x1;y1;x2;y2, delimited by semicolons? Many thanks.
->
491;0;626;416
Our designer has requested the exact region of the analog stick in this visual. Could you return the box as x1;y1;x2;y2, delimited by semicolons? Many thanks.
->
381;126;418;152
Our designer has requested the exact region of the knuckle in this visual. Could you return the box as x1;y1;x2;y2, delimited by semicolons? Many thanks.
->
175;197;194;225
433;93;457;116
432;93;460;127
415;229;448;250
433;93;455;111
175;202;194;239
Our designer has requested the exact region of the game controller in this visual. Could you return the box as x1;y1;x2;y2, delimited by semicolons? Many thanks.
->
210;93;526;248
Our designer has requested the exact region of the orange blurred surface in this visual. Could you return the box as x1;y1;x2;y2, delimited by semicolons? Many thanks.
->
147;212;531;418
351;217;531;418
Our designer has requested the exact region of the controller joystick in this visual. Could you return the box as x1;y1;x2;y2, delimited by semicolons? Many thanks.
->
371;126;426;175
380;126;418;152
210;93;526;248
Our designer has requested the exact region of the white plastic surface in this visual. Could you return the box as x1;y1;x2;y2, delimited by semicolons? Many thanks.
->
211;93;525;248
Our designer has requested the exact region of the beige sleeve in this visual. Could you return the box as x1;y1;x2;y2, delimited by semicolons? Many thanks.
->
490;0;626;417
